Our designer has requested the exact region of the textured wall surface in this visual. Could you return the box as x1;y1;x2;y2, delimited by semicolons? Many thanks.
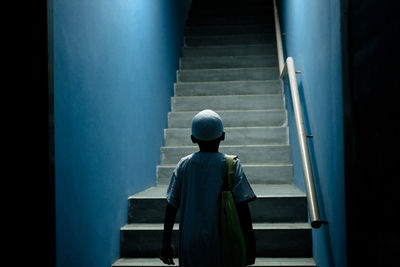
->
53;1;191;266
278;1;346;266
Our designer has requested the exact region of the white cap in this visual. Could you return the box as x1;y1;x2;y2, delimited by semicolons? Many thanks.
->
191;109;224;141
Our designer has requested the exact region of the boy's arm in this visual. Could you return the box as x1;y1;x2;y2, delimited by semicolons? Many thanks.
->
236;201;256;265
160;203;178;265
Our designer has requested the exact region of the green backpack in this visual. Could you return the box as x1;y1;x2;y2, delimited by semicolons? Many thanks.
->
221;154;247;267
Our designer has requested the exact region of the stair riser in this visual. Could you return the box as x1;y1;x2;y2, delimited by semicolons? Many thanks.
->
177;67;279;82
255;228;312;257
171;95;284;112
185;25;274;36
189;12;270;18
185;34;275;46
189;6;272;14
187;16;273;26
180;56;278;69
112;260;316;267
129;197;307;224
175;80;281;96
157;165;293;185
182;44;276;57
190;0;272;5
160;146;291;165
168;110;285;128
120;227;311;258
165;127;288;146
190;2;272;11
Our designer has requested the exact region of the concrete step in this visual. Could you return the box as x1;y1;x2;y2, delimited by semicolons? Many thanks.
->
185;24;274;36
182;44;276;57
188;6;273;16
113;257;316;267
157;164;293;184
177;67;279;82
184;33;275;46
128;184;307;224
168;109;286;128
174;80;281;96
164;126;288;146
180;55;278;69
120;223;311;258
189;0;271;5
187;15;273;26
160;145;291;165
190;0;272;10
171;95;284;112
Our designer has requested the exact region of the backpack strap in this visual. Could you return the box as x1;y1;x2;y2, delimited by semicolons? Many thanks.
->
224;154;238;191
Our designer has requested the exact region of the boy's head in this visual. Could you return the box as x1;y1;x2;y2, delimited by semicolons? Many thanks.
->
191;109;225;151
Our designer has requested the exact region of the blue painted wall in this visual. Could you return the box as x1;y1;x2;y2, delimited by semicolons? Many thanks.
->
277;1;346;266
53;1;191;266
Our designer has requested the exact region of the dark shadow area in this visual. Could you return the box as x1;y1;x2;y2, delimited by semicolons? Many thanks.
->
342;0;400;266
13;0;55;266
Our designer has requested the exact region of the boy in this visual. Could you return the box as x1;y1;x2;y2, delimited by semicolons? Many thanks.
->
160;109;256;267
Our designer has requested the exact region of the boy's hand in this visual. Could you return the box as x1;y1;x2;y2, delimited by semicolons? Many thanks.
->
160;244;175;265
247;243;256;265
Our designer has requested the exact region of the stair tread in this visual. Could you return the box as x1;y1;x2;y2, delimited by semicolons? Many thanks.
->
184;24;274;31
176;67;279;83
171;94;283;98
159;163;292;167
180;59;278;70
129;184;305;200
181;55;277;61
166;125;287;129
182;44;276;57
122;222;311;231
172;94;282;100
165;126;288;145
162;144;290;148
168;110;286;119
175;79;280;84
169;109;285;114
187;15;273;24
160;145;291;165
171;95;283;111
165;128;288;137
183;43;274;49
174;81;282;96
178;66;278;72
113;257;316;266
185;32;275;38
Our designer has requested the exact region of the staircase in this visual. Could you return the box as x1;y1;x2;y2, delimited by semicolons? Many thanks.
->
112;0;316;266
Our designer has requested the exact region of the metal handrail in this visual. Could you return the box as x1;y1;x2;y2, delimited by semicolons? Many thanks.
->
273;0;322;228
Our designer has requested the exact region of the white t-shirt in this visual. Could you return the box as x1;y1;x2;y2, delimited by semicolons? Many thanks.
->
167;151;256;267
